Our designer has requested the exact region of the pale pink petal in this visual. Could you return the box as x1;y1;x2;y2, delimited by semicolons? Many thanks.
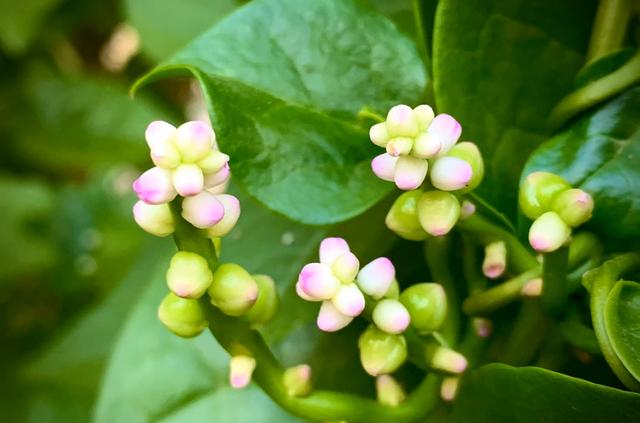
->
369;122;389;147
371;153;398;182
331;251;359;283
319;237;350;266
145;120;176;151
317;301;353;332
430;157;472;191
331;283;365;317
296;280;319;301
372;299;410;334
427;114;461;154
394;156;428;190
386;105;419;138
176;121;215;162
173;164;204;196
132;167;177;204
206;194;241;237
181;191;225;229
203;162;230;188
357;257;395;299
298;263;341;300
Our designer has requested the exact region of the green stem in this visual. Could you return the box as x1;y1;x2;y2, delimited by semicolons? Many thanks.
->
540;246;569;317
466;192;516;234
499;300;551;365
587;0;633;63
461;236;488;294
358;107;385;123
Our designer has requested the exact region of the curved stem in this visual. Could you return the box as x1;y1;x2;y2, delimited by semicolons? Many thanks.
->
540;246;569;317
466;192;516;234
499;301;551;365
586;0;633;63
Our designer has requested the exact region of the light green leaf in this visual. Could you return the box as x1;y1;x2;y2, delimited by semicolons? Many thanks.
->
605;280;640;383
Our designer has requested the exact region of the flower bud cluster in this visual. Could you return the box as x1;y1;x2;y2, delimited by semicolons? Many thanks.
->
132;120;240;238
370;105;484;192
519;172;594;252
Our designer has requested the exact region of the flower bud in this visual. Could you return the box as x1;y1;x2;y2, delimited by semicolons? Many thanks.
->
132;167;177;205
209;263;259;316
427;114;461;155
206;194;241;238
173;163;204;196
332;283;365;317
394;156;428;190
472;317;492;338
331;252;359;283
181;191;225;229
371;153;398;182
145;121;181;169
229;355;256;389
413;104;435;131
203;163;230;189
176;121;215;163
519;171;571;219
133;201;174;237
372;299;410;334
358;325;407;376
426;344;468;374
399;283;447;334
296;280;317;301
198;150;229;174
376;375;406;406
412;132;441;159
521;277;543;297
482;241;507;279
245;274;279;325
283;364;312;397
157;292;207;338
430;156;473;191
385;190;429;241
551;188;594;227
528;211;571;253
317;300;353;332
298;263;341;301
417;191;461;236
369;122;390;147
440;377;460;402
319;237;350;266
386;137;414;157
166;251;213;299
460;200;476;219
446;142;484;191
385;105;419;138
357;257;395;299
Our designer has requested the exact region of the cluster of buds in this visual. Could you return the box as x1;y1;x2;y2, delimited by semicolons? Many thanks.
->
519;172;594;253
369;104;484;192
132;120;240;238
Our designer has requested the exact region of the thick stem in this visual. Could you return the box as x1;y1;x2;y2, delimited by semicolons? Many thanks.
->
540;246;569;317
587;0;633;63
499;301;551;365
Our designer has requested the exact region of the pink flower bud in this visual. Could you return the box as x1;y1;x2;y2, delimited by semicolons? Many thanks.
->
206;194;241;238
460;200;476;219
229;355;256;389
317;300;353;332
298;263;341;301
173;163;204;196
296;280;318;301
357;257;395;299
472;317;492;338
376;375;406;406
132;167;177;204
132;201;174;237
369;122;389;147
319;237;350;266
386;105;419;138
203;162;230;189
283;364;313;397
386;137;413;157
181;191;225;229
145;121;180;169
429;346;468;374
394;156;428;191
528;211;571;253
412;132;441;159
371;153;398;182
198;150;229;174
176;121;215;162
430;156;473;191
427;114;461;155
331;251;359;283
482;241;507;279
521;277;543;297
372;299;410;334
331;283;365;317
413;104;435;131
440;377;460;402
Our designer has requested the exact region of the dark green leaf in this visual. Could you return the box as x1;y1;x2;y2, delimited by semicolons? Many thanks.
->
605;280;640;383
0;0;61;54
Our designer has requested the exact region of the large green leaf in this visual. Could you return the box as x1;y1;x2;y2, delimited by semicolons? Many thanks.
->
432;0;596;215
605;281;640;383
451;364;640;422
136;0;426;224
522;87;640;238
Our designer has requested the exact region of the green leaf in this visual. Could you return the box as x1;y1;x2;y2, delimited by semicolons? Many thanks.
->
136;0;426;224
0;0;61;54
605;280;640;383
522;86;640;238
452;364;640;422
432;0;596;215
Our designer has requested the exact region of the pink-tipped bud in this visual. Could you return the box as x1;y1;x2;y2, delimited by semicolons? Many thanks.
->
428;345;468;374
358;325;407;376
166;251;213;299
206;194;241;238
298;263;341;301
133;201;174;237
551;188;594;227
319;237;350;267
427;114;461;155
132;167;177;204
371;153;398;182
331;283;365;317
376;375;406;406
412;132;442;159
175;121;215;162
372;299;410;334
430;156;473;191
386;137;414;157
385;105;419;138
331;251;360;283
145;121;181;169
317;300;353;332
369;122;390;147
472;317;493;338
440;377;460;402
528;211;571;253
181;191;225;229
460;200;476;219
198;150;229;174
521;277;543;297
203;162;230;189
173;163;204;196
417;191;461;236
283;364;313;397
229;355;256;389
296;281;318;301
209;264;259;316
482;241;507;279
413;104;435;131
357;257;396;299
394;156;428;191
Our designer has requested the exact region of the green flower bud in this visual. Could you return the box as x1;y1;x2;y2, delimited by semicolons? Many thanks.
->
417;191;461;236
551;188;594;227
399;283;447;334
245;274;279;325
283;364;312;397
209;263;259;316
376;375;406;406
385;190;429;241
157;292;208;338
229;355;256;389
528;211;571;253
440;376;460;402
446;142;484;192
519;172;571;219
358;325;407;376
426;343;467;374
166;251;213;299
482;241;507;279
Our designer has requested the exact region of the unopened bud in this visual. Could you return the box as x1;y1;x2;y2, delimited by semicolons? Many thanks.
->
385;190;429;241
519;172;571;219
394;156;428;191
331;252;360;283
157;292;207;338
385;105;419;138
551;188;594;227
175;121;214;163
132;167;177;204
386;137;414;157
317;300;353;332
283;364;312;397
369;122;390;147
209;263;259;316
427;114;461;155
371;153;398;182
399;283;447;334
181;191;225;229
372;299;410;334
145;120;180;169
482;241;507;279
413;104;435;131
472;317;492;337
412;132;441;159
166;251;213;299
206;194;241;238
417;191;461;236
446;142;484;192
173;163;204;196
440;377;460;402
521;277;543;297
319;237;350;267
426;344;468;374
298;263;341;301
528;211;571;253
376;375;406;406
133;201;174;237
203;162;230;188
197;150;229;174
229;355;256;389
357;257;395;299
430;156;473;191
460;200;476;219
358;325;407;376
331;283;365;317
245;274;279;325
